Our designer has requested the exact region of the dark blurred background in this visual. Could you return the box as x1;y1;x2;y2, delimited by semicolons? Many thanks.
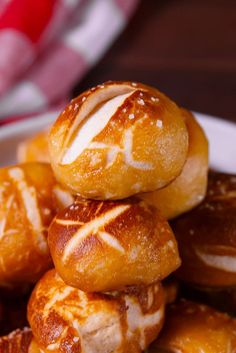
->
75;0;236;122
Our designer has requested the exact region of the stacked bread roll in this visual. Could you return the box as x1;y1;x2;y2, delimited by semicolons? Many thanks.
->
172;171;236;287
147;170;236;351
0;80;213;352
149;299;236;353
24;81;191;353
0;162;74;290
171;171;236;315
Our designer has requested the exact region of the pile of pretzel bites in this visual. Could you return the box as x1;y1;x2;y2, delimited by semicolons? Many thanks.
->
1;81;236;353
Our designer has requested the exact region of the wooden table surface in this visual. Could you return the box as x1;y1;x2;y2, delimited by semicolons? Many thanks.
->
75;0;236;122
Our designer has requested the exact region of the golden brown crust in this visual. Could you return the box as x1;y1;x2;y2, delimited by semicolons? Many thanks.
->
49;81;188;200
28;340;41;353
0;162;74;288
17;131;50;164
48;197;180;292
172;171;236;287
139;109;209;219
149;300;236;353
0;328;34;353
28;269;165;353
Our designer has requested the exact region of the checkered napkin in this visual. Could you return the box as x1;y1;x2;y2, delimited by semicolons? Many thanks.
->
0;0;139;126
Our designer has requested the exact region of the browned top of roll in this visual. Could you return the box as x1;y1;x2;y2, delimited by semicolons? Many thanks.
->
49;80;188;199
172;171;236;287
205;170;236;200
48;197;180;292
149;299;236;353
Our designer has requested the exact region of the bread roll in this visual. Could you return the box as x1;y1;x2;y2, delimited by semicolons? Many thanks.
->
0;328;39;353
0;163;74;288
139;109;208;219
28;269;165;353
172;171;236;287
49;81;188;200
48;198;180;292
17;130;49;164
149;300;236;353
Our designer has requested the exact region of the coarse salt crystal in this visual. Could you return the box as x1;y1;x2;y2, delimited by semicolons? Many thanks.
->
151;97;159;102
137;98;145;106
156;120;163;128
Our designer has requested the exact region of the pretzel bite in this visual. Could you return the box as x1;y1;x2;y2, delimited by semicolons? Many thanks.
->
149;300;236;353
49;81;188;199
0;328;38;353
48;198;180;292
17;130;50;164
0;162;73;288
139;109;208;219
172;171;236;287
28;269;165;353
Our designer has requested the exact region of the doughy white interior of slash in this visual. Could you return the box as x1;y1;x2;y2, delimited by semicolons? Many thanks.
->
196;248;236;272
8;167;48;255
61;91;134;165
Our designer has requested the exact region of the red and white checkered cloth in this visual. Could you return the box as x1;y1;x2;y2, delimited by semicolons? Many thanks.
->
0;0;139;126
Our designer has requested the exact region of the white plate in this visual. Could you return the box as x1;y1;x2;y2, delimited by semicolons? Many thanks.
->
0;111;236;173
0;111;59;167
195;112;236;174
